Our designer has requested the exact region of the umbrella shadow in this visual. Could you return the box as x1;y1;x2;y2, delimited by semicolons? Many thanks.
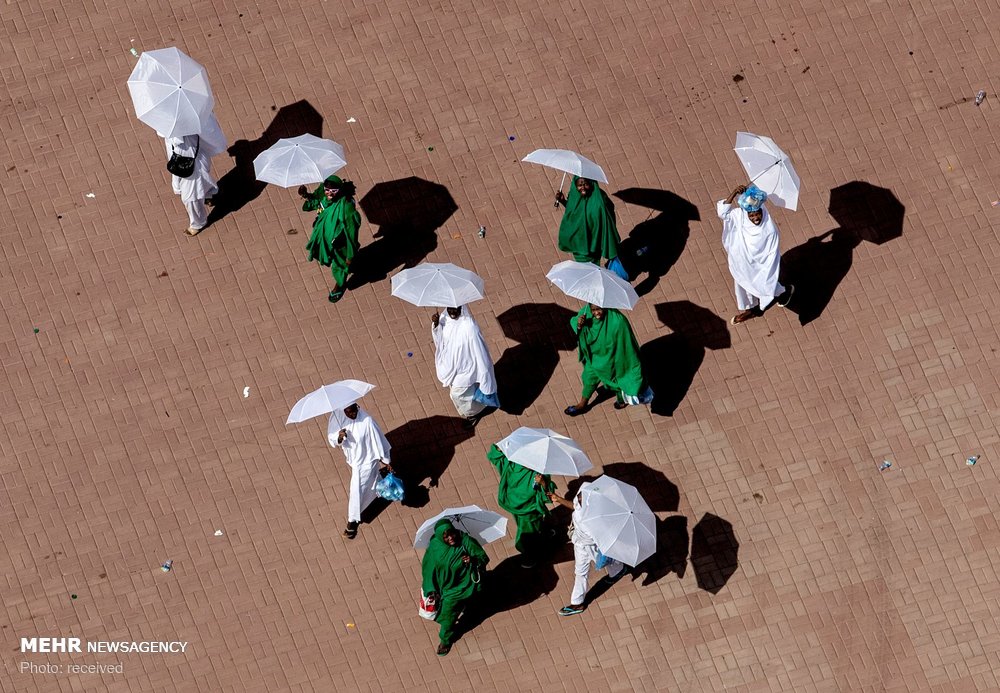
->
347;177;455;290
613;188;699;297
601;462;679;512
781;182;904;325
690;513;739;594
494;303;577;415
455;556;560;640
207;100;323;225
633;515;689;586
640;301;730;417
384;415;475;508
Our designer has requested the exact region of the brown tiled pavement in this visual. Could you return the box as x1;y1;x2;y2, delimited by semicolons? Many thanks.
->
3;0;1000;691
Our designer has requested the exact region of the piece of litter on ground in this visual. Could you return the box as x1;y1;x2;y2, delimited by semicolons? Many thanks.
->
878;460;892;471
406;352;413;358
427;146;434;151
346;117;357;123
967;455;979;466
451;232;462;239
214;529;224;536
508;135;516;141
33;328;39;334
992;201;999;207
243;386;250;398
161;560;173;572
85;193;95;198
71;594;77;600
287;228;298;235
157;270;168;278
129;48;139;57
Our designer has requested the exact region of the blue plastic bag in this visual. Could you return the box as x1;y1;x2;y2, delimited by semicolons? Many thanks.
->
375;472;405;502
594;550;613;570
606;257;630;282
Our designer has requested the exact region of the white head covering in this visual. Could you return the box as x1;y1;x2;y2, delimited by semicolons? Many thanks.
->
717;200;782;302
431;306;497;395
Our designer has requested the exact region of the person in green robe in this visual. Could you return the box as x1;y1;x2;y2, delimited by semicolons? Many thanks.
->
487;444;554;568
421;519;490;656
298;175;361;303
565;303;654;416
555;176;624;272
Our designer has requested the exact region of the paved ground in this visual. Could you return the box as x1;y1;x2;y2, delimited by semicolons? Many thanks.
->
3;0;1000;691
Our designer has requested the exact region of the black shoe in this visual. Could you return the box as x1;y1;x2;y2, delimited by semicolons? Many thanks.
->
601;569;627;586
777;284;794;307
342;521;359;539
436;643;452;656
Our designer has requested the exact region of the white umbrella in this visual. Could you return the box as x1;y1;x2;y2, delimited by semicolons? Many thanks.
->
578;476;656;566
391;263;485;307
253;134;347;188
286;379;374;424
522;149;609;184
126;47;215;138
413;505;508;548
733;132;801;211
546;260;639;310
496;427;593;477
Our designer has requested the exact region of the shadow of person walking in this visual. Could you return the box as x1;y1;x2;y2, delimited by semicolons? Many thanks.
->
494;303;577;415
690;513;739;594
781;181;904;325
348;177;456;290
383;415;475;508
613;188;699;297
640;300;731;416
207;100;323;225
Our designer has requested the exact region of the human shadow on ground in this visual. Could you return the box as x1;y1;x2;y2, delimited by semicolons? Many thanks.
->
494;303;577;415
780;182;904;325
383;415;475;508
640;301;730;417
208;100;323;225
690;513;739;594
347;177;455;290
613;188;699;297
454;556;560;640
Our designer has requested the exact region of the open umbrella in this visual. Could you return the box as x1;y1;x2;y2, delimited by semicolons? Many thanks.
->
577;476;656;566
522;148;608;206
546;260;639;310
391;262;485;307
496;427;593;477
733;132;800;211
127;47;214;138
286;379;374;424
413;505;508;548
253;134;347;188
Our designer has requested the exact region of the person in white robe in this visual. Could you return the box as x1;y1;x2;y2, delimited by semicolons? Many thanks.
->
548;484;626;615
717;183;794;325
160;113;227;236
327;403;392;539
431;305;500;427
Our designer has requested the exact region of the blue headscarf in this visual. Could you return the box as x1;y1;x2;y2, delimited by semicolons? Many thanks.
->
738;184;767;212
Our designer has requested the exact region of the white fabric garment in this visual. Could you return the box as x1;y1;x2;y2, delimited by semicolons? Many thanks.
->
327;407;391;523
450;384;486;418
569;485;624;606
717;201;785;309
431;306;497;396
184;200;208;229
161;113;226;206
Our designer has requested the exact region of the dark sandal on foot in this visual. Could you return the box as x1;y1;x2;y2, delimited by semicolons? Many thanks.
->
613;401;628;410
342;521;359;539
436;643;452;656
328;290;345;303
564;404;588;417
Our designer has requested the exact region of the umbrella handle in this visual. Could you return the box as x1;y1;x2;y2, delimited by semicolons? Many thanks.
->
553;171;567;208
749;159;780;185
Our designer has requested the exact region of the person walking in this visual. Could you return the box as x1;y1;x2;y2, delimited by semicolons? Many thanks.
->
327;403;391;540
564;304;653;417
548;485;626;616
299;175;361;303
555;176;627;279
431;305;500;428
421;519;490;656
717;183;794;324
162;113;226;236
486;443;554;568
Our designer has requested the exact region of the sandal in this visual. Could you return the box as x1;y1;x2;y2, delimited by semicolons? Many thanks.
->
185;226;204;237
613;401;628;410
777;284;795;307
328;289;345;303
564;404;589;417
730;309;760;325
342;521;359;539
436;643;452;656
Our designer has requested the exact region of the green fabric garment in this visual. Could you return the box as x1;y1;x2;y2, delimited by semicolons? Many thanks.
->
557;176;621;264
487;445;553;553
303;175;361;288
571;305;645;399
421;519;489;604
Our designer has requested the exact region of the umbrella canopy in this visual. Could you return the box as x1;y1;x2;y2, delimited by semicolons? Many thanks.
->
253;134;347;188
126;47;214;138
286;379;375;424
496;427;593;477
546;260;639;310
577;475;657;566
733;132;800;211
413;505;508;548
391;262;485;307
521;149;609;184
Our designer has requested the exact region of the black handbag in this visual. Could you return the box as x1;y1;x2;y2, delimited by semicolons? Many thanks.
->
166;136;199;178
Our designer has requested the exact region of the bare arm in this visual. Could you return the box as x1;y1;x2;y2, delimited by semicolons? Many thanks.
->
724;185;748;205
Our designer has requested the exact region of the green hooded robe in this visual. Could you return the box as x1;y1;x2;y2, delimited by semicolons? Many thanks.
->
487;444;554;554
557;176;621;265
421;519;489;645
303;175;361;288
571;304;645;400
